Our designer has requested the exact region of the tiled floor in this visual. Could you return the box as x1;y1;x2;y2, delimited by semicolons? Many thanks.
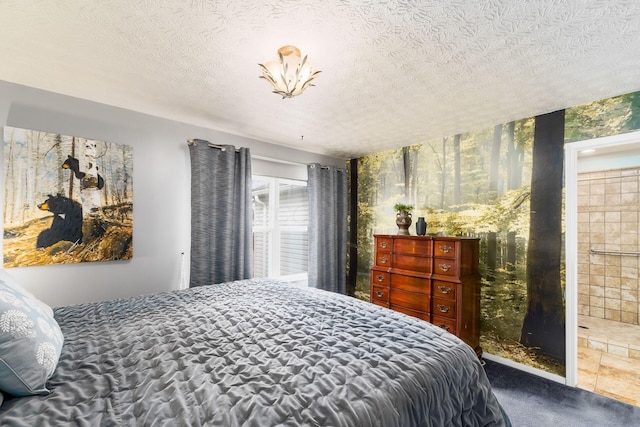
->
577;315;640;406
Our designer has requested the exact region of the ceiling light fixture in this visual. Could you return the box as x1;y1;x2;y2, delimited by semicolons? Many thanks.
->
259;46;320;99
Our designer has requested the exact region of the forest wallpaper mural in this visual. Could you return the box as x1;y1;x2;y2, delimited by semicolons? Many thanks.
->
354;91;640;375
3;126;133;267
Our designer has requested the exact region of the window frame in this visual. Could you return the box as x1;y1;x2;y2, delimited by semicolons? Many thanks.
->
252;175;308;283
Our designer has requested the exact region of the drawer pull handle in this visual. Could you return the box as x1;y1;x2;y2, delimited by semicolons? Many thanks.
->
439;245;452;253
375;291;385;298
376;275;385;282
437;304;450;313
437;285;452;294
380;241;388;248
380;257;389;264
437;323;450;332
438;264;452;272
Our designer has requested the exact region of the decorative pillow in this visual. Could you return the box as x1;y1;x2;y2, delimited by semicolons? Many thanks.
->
0;278;63;397
0;269;53;317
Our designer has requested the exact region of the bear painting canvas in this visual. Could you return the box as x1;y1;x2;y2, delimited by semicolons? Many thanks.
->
2;126;133;267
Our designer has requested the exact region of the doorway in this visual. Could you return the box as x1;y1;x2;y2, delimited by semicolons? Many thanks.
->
565;130;640;405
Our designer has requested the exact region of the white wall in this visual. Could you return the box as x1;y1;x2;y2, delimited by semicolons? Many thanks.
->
578;146;640;173
0;80;344;307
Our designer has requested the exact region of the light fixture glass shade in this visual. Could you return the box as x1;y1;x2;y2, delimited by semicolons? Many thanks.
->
259;46;320;98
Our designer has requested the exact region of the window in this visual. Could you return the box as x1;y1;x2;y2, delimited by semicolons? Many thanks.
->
252;176;308;281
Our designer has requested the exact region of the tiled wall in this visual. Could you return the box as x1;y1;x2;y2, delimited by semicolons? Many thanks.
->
577;167;640;325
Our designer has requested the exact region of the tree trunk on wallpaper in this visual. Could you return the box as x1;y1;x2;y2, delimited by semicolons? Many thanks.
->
401;146;419;206
520;110;566;361
505;121;517;190
489;124;502;194
487;124;502;278
410;148;418;206
402;146;418;205
403;147;410;200
440;137;447;209
453;134;461;206
505;121;517;272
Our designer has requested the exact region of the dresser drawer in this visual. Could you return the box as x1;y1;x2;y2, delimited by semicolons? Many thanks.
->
372;301;389;309
432;297;456;319
391;305;430;322
434;240;456;258
391;273;430;294
371;285;390;304
376;237;392;252
433;258;457;277
394;254;431;273
390;289;430;312
394;238;431;256
371;271;390;286
433;280;456;300
375;252;392;267
431;315;456;334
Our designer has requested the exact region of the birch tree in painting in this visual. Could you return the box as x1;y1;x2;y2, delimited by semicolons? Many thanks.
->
80;139;102;242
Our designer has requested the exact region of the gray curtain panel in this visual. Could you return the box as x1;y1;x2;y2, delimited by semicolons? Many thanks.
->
307;163;348;293
188;139;252;287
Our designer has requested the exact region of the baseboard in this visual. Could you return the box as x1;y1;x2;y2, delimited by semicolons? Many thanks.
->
483;352;566;385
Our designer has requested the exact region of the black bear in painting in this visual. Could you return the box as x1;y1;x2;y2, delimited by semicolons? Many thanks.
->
62;155;104;190
61;155;84;179
36;194;83;248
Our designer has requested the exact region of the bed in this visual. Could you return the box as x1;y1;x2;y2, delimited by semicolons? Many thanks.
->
0;277;510;426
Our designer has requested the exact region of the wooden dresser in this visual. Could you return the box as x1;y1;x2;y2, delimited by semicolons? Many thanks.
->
370;234;481;356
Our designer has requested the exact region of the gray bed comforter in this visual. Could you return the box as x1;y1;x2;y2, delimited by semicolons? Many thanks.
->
0;279;508;426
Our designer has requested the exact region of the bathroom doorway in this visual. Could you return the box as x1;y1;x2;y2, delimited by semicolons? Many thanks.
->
566;131;640;406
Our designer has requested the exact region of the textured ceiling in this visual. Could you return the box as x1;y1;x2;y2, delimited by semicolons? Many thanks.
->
1;1;640;159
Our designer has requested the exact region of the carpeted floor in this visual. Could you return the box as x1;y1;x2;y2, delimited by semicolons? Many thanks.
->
483;359;640;426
